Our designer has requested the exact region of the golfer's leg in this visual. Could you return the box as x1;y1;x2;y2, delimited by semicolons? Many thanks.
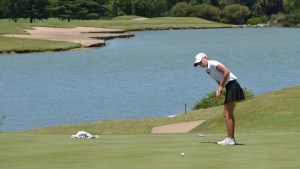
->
224;102;236;138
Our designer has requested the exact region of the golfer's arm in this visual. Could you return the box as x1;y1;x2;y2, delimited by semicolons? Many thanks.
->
216;65;230;87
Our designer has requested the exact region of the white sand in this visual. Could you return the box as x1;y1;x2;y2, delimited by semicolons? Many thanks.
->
5;27;134;47
131;17;149;21
152;120;205;134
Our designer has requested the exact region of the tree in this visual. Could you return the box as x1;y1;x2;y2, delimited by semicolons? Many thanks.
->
133;0;168;18
0;3;3;18
232;0;255;8
166;0;189;9
50;0;73;21
50;0;109;21
283;9;300;26
190;0;211;5
170;2;192;17
112;0;133;16
222;4;251;24
264;0;283;15
24;0;50;23
253;0;283;15
218;0;255;9
252;0;264;17
284;0;300;13
0;0;24;22
191;4;221;21
0;115;5;128
210;0;219;6
218;0;235;9
89;0;110;18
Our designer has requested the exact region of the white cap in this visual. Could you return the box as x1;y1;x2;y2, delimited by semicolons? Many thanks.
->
194;53;207;67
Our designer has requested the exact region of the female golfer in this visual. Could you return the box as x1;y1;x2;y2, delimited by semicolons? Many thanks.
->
194;53;245;145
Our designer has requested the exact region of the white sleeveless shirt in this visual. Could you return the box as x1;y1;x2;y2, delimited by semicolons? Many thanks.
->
206;60;236;86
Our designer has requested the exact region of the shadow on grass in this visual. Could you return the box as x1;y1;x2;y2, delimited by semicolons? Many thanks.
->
200;142;245;146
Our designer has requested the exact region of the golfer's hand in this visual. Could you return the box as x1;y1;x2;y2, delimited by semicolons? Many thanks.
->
216;86;223;101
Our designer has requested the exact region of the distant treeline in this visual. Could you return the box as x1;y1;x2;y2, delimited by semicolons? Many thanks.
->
0;0;299;26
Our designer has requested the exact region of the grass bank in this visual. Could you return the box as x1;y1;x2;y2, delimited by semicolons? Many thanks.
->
21;86;300;135
0;17;232;53
0;36;81;54
192;86;300;133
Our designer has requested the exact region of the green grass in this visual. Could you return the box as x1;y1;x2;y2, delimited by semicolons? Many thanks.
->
0;132;299;169
193;86;300;133
0;17;232;32
1;86;300;168
112;15;147;20
0;21;29;34
0;17;232;53
0;36;81;53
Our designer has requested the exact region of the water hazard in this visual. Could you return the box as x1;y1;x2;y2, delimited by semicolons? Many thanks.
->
0;28;299;131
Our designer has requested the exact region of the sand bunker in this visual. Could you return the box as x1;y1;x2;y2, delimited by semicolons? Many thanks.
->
5;27;134;47
131;17;149;21
152;120;205;134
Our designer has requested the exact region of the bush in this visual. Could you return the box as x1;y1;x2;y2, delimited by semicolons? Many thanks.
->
247;15;268;25
133;0;168;18
222;4;251;24
269;12;286;26
170;2;192;17
87;13;100;19
252;2;264;17
112;0;133;16
247;17;263;25
0;115;5;127
193;88;254;110
283;10;300;27
190;4;221;21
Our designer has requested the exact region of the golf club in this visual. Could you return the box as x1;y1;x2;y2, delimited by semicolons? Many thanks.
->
197;101;216;137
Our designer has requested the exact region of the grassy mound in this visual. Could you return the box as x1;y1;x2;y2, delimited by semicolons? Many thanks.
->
195;86;300;133
21;86;300;135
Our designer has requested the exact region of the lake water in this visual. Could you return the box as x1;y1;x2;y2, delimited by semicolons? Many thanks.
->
0;28;300;131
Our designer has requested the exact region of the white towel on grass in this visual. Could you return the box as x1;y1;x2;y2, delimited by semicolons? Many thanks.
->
71;131;99;139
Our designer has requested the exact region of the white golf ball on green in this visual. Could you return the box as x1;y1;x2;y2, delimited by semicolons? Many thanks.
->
181;152;185;157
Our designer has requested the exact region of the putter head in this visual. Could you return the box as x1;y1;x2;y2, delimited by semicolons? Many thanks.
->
197;134;205;137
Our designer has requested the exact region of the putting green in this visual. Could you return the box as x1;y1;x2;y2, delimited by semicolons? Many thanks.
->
0;132;299;169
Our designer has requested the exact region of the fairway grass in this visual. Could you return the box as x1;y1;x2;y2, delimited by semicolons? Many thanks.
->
0;132;299;169
0;36;81;53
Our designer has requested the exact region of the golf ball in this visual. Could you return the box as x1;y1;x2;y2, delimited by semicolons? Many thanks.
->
181;152;185;157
